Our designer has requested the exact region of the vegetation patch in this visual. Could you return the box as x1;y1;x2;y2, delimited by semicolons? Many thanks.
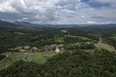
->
32;54;45;64
14;32;25;35
99;43;115;51
55;37;65;43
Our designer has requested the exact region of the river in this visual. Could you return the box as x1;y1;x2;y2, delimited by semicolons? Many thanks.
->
27;54;41;64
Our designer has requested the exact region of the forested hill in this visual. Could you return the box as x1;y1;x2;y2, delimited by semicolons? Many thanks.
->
0;49;116;77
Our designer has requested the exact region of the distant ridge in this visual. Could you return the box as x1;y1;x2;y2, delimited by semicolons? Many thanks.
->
0;20;116;28
14;21;32;25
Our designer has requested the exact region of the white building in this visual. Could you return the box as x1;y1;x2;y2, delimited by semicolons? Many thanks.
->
55;48;60;53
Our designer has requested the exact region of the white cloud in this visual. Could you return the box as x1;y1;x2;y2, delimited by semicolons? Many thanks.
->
35;15;40;18
0;0;116;24
22;17;28;20
106;21;112;24
0;1;17;12
87;21;97;24
82;15;85;18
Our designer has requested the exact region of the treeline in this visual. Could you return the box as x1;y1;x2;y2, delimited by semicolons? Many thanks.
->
0;49;116;77
64;44;95;50
64;37;88;43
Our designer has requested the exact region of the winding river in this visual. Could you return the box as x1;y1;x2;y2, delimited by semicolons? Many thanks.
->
27;54;41;64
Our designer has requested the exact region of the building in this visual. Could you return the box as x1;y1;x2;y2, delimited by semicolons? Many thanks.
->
55;47;60;53
32;47;38;50
61;30;67;33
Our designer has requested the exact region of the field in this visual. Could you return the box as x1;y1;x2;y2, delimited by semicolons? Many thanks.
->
99;43;115;52
55;37;65;43
32;54;45;64
14;32;25;35
0;52;30;70
0;47;105;71
0;51;63;70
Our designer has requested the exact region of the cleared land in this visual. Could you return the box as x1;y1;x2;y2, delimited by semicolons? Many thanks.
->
0;53;30;70
97;38;116;52
55;37;65;43
32;54;45;64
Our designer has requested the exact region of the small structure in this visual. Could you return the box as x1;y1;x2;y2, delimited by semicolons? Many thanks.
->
21;49;26;52
61;30;67;33
32;46;38;50
24;46;30;49
55;47;60;53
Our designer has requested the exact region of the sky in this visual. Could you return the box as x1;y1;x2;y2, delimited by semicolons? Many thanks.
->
0;0;116;24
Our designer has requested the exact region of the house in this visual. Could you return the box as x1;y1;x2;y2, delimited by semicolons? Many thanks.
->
21;49;26;52
15;46;23;50
61;48;65;50
24;46;30;49
32;47;38;50
45;50;48;52
86;42;90;44
59;44;63;46
55;47;60;53
61;30;67;33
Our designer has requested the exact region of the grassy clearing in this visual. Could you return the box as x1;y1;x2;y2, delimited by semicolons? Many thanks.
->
76;36;90;40
55;37;65;43
14;32;25;35
7;53;25;68
65;35;77;38
83;49;95;53
32;54;45;64
0;53;28;70
0;58;9;70
99;43;115;52
40;52;58;57
66;35;89;40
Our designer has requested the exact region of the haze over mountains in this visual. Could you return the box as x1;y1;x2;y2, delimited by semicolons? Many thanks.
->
0;20;116;28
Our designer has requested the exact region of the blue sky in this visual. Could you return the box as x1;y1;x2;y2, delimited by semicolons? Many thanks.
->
0;0;116;24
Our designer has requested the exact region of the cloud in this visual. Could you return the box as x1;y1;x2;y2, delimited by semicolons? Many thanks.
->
87;21;97;24
82;15;85;18
91;16;105;18
22;17;28;20
106;21;112;24
0;0;116;24
0;1;17;13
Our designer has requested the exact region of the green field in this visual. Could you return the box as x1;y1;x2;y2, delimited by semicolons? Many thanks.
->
55;37;65;43
32;54;45;64
65;35;89;40
99;43;115;52
65;35;77;38
0;49;97;70
40;52;58;56
0;53;30;70
77;36;90;40
14;32;25;35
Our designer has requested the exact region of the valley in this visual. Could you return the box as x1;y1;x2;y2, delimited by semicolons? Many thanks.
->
0;20;116;76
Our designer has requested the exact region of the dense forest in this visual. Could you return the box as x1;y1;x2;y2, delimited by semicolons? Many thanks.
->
0;49;116;77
